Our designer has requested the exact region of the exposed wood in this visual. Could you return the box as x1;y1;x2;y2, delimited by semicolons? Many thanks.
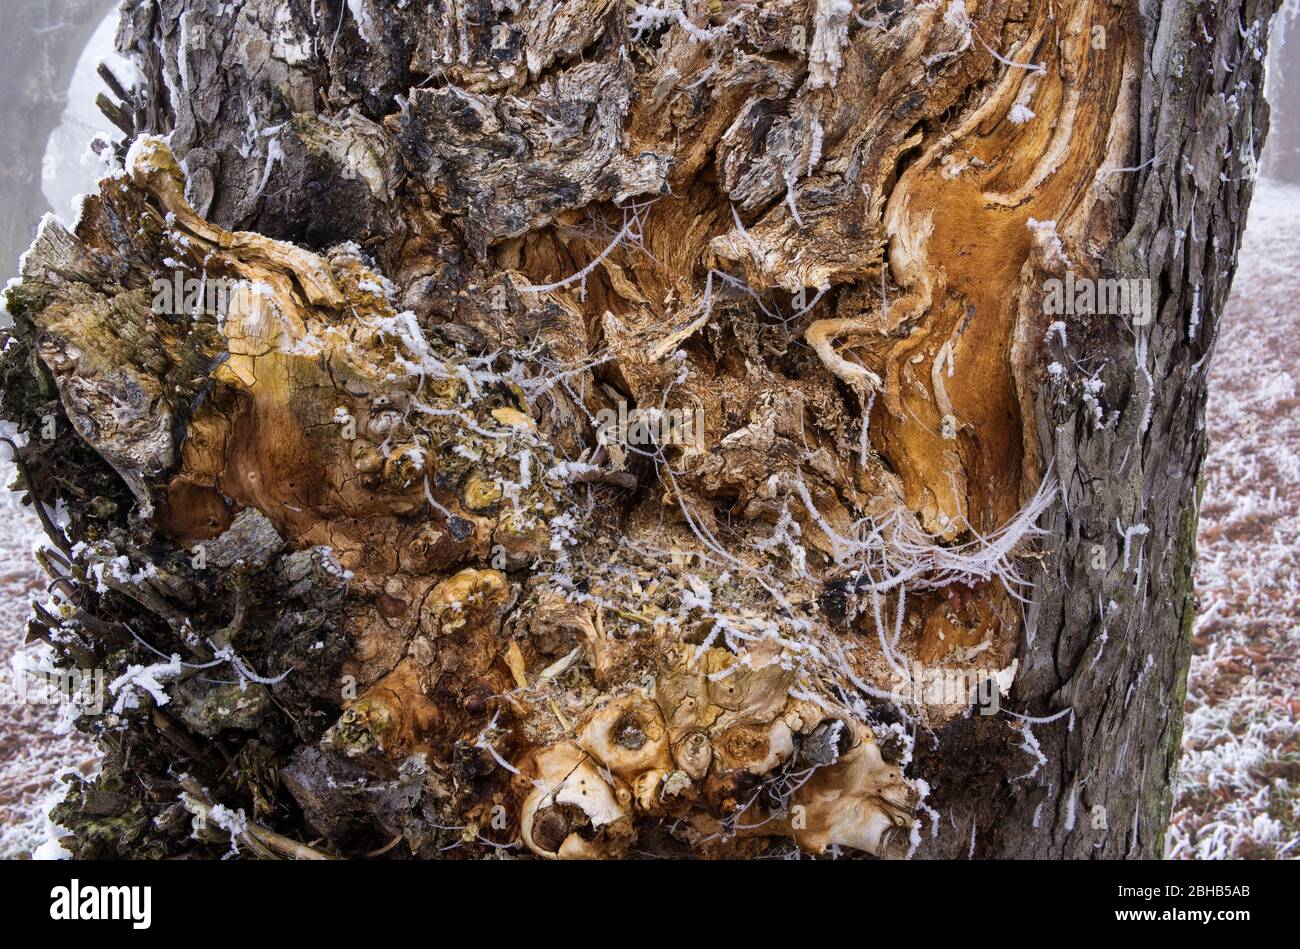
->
0;0;1278;859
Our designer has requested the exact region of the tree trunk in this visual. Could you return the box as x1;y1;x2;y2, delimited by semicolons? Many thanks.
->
0;0;1277;860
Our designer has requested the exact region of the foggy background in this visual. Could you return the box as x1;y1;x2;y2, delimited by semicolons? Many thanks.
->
0;0;126;319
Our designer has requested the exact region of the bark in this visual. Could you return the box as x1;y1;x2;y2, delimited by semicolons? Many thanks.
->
0;0;1277;859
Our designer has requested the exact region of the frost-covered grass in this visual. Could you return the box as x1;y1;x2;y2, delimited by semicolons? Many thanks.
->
0;459;94;859
1166;179;1300;860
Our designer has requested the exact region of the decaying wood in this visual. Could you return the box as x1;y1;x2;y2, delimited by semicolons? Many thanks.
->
0;0;1277;859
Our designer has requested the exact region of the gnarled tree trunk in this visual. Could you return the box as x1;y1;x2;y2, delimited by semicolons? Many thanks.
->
1;0;1277;859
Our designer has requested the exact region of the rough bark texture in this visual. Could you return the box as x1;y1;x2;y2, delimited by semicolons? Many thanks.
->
0;0;1277;859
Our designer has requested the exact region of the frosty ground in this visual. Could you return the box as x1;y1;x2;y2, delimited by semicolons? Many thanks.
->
1163;179;1300;860
0;183;1296;860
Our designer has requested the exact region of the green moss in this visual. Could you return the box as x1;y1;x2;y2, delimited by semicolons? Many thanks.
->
48;773;177;860
1153;476;1206;839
